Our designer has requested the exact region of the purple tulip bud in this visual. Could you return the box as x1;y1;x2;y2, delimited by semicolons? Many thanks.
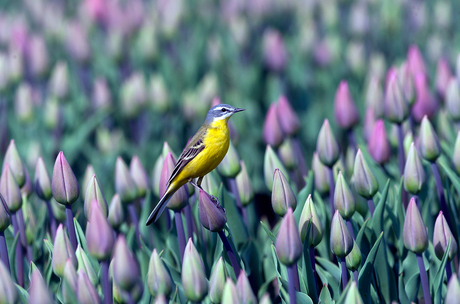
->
446;77;460;121
0;194;10;232
344;282;364;304
330;210;353;258
209;257;227;303
129;155;149;198
80;165;96;201
363;107;376;142
419;116;441;162
115;157;138;204
86;200;115;261
92;77;112;110
3;140;25;187
0;164;22;212
385;69;409;124
34;157;52;201
53;224;77;277
48;61;68;100
120;72;147;118
0;259;18;303
263;103;284;147
404;143;425;194
159;153;188;210
198;189;227;232
15;82;34;123
368;119;391;164
334;171;356;219
403;198;428;253
182;238;208;302
365;76;384;119
353;150;379;199
235;161;254;206
76;245;98;285
299;194;323;247
276;96;300;135
407;45;427;78
454;131;460;175
398;61;415;105
271;168;296;216
312;152;330;194
433;211;458;261
446;275;460;303
108;194;124;230
28;34;49;77
65;21;91;63
84;175;108;219
77;269;102;304
264;145;288;190
412;73;438;123
222;278;241;304
435;58;452;100
61;259;78;303
334;80;359;130
52;152;80;205
113;235;140;291
147;249;173;297
29;269;53;304
345;241;362;271
276;208;302;265
237;271;257;304
262;28;287;72
217;141;241;178
316;119;340;167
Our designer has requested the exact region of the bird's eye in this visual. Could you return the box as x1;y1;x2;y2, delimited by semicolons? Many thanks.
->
221;108;227;112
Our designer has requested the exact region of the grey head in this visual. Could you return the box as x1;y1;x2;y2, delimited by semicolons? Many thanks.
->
205;104;245;123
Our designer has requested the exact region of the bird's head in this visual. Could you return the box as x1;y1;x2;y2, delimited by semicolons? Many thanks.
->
205;104;245;123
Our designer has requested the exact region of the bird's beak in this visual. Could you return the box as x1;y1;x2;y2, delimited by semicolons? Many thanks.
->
233;108;245;113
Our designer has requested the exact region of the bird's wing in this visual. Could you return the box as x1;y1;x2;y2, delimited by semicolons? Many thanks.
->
167;126;207;185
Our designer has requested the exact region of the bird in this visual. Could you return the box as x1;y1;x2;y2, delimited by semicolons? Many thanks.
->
146;104;245;225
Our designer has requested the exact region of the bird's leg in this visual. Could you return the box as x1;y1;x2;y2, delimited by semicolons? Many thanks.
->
189;177;221;206
188;178;202;190
196;177;203;187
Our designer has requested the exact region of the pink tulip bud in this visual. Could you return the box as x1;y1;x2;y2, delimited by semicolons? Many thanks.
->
263;103;283;147
407;45;427;78
262;28;287;72
276;96;300;135
368;120;391;164
412;72;438;122
435;58;452;100
334;80;359;129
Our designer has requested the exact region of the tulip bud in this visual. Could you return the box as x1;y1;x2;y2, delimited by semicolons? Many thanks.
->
51;198;66;221
48;61;68;100
454;131;460;175
28;34;49;77
262;28;287;72
159;153;188;210
385;69;409;124
113;235;140;291
334;80;359;130
0;53;8;91
65;22;91;63
147;249;173;297
237;271;257;304
263;103;283;147
403;198;428;253
76;244;98;285
84;175;108;219
235;161;254;206
271;169;296;216
115;157;138;204
92;77;112;110
446;275;460;304
0;260;18;304
299;195;323;247
419;116;441;162
129;156;149;198
153;294;167;304
149;74;169;113
433;211;458;261
276;96;300;135
53;224;77;277
221;278;241;304
344;282;364;304
435;58;452;100
182;239;208;302
404;143;425;194
365;76;384;118
368;119;391;164
446;77;460;121
330;210;353;258
260;293;272;304
77;269;102;304
217;141;241;178
345;241;362;271
3;140;25;187
316;119;340;167
264;145;288;190
120;72;147;118
29;269;53;304
198;189;227;232
209;257;227;303
25;202;37;245
86;201;115;261
15;82;33;123
0;164;22;212
412;73;438;122
398;61;415;105
353;150;379;199
312;152;330;194
407;45;427;78
276;139;296;171
0;194;10;232
34;157;52;201
276;208;302;265
52;151;80;205
62;259;78;303
8;49;23;84
108;194;124;230
334;172;356;219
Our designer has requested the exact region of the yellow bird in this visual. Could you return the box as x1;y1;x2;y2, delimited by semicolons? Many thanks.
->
146;104;245;225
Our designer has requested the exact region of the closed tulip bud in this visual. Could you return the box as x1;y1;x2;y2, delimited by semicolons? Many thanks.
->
49;61;68;100
222;278;241;304
271;169;296;216
237;271;257;304
353;150;379;199
182;239;208;302
86;201;115;261
404;131;414;156
8;49;23;84
403;198;428;253
263;103;284;147
28;35;48;77
435;58;452;99
113;235;140;291
408;45;427;78
51;199;66;221
276;208;302;265
260;293;272;304
365;76;384;118
129;156;149;198
276;96;300;135
15;82;33;123
201;173;219;198
334;172;356;219
25;203;37;245
344;282;364;304
29;269;53;304
149;74;169;113
278;138;297;170
299;195;323;246
0;53;8;91
20;165;33;198
53;224;77;277
65;22;91;62
367;119;391;164
0;260;18;304
76;245;98;285
454;132;460;175
115;157;138;204
330;210;353;258
433;211;457;261
120;72;147;118
363;107;376;143
62;259;78;303
446;275;460;304
77;270;101;304
446;77;460;121
209;257;227;303
398;61;415;105
84;175;108;219
312;152;330;194
147;249;172;297
34;157;52;201
218;141;241;178
412;73;438;122
262;28;287;72
3;140;25;187
345;241;362;271
316;119;340;167
0;164;22;212
385;69;409;124
52;152;79;205
404;143;425;194
160;153;188;210
0;194;10;232
92;77;112;110
153;294;168;304
264;145;288;190
198;189;227;232
108;194;124;230
334;80;359;130
419;116;441;162
235;161;254;206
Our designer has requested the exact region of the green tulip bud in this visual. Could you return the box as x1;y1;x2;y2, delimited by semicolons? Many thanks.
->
76;245;98;285
147;249;173;297
218;141;241;178
81;165;96;200
201;171;219;198
0;194;10;232
260;293;272;304
0;164;23;212
403;131;413;156
278;138;297;170
108;194;124;230
34;157;52;201
29;269;53;304
404;143;425;194
330;210;353;258
53;224;77;277
182;238;208;302
52;151;80;205
115;157;139;204
419;116;441;162
77;269;102;304
345;241;362;271
3;140;25;187
271;168;296;216
276;208;302;266
312;152;329;194
235;161;254;206
299;194;323;247
209;257;227;303
433;211;457;261
221;278;241;304
316;119;340;167
403;198;428;253
344;282;364;304
153;294;168;304
237;271;257;304
353;149;378;199
129;155;149;198
264;145;289;190
49;61;68;100
51;198;66;221
334;171;356;220
62;259;78;303
84;175;108;219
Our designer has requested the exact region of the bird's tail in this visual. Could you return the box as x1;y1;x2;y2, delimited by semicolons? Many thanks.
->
146;188;174;226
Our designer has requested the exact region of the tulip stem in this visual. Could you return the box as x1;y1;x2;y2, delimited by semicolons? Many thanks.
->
328;167;335;216
353;270;358;283
175;211;186;262
347;129;357;154
396;123;408;208
0;231;10;274
228;178;248;227
367;199;375;218
431;162;453;228
128;204;141;248
16;209;32;261
416;253;431;304
218;230;241;277
184;204;195;240
101;260;112;304
127;293;135;304
12;213;24;286
293;264;300;291
446;262;452;283
45;200;57;240
65;205;77;251
287;265;297;304
304;247;318;302
340;257;348;290
346;220;355;239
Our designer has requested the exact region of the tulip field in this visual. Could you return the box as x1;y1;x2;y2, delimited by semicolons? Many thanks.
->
1;0;460;303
